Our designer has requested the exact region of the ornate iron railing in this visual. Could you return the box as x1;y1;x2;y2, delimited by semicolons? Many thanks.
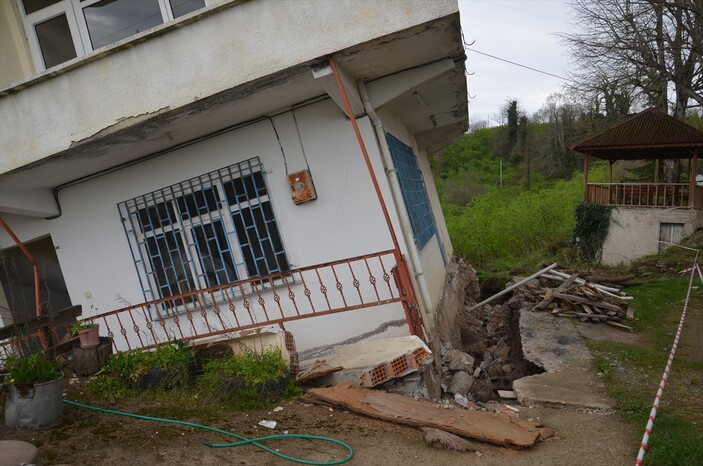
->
1;250;419;368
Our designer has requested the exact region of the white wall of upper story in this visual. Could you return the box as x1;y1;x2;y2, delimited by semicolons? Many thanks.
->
0;98;416;350
0;0;457;176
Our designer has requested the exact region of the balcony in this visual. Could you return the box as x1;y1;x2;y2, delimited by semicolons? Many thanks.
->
586;183;703;209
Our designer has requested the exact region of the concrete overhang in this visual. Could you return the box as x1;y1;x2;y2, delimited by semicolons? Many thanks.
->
0;0;467;216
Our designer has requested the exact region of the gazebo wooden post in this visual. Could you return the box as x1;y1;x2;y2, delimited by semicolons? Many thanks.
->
608;160;614;204
691;150;698;207
583;152;590;202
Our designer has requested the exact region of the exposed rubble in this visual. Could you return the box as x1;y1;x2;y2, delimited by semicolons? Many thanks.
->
384;266;631;404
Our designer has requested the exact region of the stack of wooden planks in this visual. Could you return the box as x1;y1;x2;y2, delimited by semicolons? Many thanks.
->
530;270;634;331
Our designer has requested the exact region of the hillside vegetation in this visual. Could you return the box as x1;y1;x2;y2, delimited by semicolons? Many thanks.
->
431;125;607;271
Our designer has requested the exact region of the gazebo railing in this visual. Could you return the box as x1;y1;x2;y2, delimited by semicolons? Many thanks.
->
586;183;702;208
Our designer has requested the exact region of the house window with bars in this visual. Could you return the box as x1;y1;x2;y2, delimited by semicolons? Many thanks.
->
118;158;289;312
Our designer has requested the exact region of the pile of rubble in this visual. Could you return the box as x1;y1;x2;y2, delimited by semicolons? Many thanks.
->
522;270;634;331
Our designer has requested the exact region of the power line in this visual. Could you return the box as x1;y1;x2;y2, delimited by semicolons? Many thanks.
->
466;47;570;81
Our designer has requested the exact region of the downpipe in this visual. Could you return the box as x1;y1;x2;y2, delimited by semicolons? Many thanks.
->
357;82;434;327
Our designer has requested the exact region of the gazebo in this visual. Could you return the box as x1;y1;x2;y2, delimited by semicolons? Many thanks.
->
570;107;703;264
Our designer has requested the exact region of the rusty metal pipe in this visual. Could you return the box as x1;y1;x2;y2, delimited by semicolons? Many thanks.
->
0;216;41;319
328;56;424;338
328;56;403;254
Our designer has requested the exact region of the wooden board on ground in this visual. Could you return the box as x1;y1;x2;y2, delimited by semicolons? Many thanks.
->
307;383;548;448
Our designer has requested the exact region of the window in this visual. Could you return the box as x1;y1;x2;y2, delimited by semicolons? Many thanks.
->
658;223;684;252
19;0;208;71
386;133;438;250
118;158;290;310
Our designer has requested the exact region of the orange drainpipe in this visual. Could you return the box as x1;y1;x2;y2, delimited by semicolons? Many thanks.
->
327;56;424;339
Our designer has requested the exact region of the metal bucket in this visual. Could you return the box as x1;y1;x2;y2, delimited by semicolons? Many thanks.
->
4;374;64;428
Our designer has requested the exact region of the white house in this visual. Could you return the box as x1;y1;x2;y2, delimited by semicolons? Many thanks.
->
0;0;468;356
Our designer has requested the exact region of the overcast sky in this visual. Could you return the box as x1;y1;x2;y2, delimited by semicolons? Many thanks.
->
458;0;572;126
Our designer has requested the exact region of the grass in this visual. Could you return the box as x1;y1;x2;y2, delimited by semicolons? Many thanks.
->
588;278;703;465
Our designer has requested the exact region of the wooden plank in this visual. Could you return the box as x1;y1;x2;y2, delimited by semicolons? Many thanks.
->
556;313;620;321
307;383;546;448
533;274;578;311
552;292;624;312
606;321;634;332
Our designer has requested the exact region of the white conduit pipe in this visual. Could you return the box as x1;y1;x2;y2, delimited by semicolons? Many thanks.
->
467;263;558;312
357;82;434;321
541;272;633;300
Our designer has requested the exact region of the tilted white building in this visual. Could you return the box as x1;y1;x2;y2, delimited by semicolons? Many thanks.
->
0;0;468;356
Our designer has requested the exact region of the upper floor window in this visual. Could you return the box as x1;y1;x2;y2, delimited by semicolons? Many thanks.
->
19;0;207;71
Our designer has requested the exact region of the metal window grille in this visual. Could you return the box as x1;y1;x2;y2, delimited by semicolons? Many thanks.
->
386;133;437;249
118;157;290;315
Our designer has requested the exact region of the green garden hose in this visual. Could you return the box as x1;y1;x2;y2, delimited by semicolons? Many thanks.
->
63;399;353;465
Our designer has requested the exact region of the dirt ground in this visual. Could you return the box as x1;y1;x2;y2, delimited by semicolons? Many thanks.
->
1;394;636;466
1;323;639;466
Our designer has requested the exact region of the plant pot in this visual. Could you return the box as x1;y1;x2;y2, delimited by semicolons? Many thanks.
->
5;374;64;428
77;325;100;349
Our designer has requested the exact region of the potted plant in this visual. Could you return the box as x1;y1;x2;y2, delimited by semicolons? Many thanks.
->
71;319;100;349
3;352;64;428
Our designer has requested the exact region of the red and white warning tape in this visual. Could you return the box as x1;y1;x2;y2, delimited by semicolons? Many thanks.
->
635;259;700;466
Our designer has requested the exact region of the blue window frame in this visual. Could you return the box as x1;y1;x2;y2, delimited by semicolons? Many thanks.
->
118;157;289;312
386;133;437;250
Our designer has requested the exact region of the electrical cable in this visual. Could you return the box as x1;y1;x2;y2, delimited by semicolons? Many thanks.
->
460;26;570;81
291;109;311;171
266;116;289;176
63;399;353;465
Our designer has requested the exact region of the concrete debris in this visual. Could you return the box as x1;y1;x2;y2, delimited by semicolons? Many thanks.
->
448;371;474;396
258;420;277;429
444;349;475;372
296;361;343;384
512;367;616;410
497;389;517;399
454;393;470;408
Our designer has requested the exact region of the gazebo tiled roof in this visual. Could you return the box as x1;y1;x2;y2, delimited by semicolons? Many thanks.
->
570;108;703;160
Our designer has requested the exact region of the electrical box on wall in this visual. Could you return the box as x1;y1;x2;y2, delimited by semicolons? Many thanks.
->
288;169;317;204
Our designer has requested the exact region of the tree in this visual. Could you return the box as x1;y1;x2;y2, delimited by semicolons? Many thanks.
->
562;0;703;181
563;0;702;116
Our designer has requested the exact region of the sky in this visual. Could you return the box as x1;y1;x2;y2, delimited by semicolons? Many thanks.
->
458;0;573;126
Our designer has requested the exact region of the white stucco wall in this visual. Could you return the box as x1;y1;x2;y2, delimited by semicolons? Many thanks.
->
0;0;457;175
0;99;416;350
375;109;448;310
601;207;702;265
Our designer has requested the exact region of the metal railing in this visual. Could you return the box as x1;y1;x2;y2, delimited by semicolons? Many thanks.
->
1;250;415;366
586;183;702;208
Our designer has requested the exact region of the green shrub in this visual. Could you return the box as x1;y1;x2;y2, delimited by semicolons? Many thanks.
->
198;349;297;408
3;352;61;385
88;341;193;396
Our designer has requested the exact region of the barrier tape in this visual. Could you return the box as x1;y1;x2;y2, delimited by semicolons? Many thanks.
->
635;259;700;466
